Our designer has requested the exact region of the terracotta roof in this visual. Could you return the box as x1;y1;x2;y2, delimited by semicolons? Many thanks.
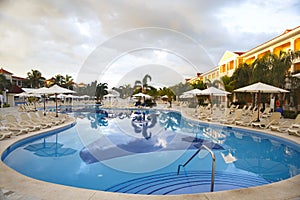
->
0;68;13;75
9;85;24;93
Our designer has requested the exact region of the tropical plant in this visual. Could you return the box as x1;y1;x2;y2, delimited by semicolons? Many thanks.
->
113;84;134;99
52;74;65;86
220;75;235;93
158;87;175;107
27;69;45;88
95;83;108;103
205;79;222;88
190;80;206;90
63;75;74;90
0;74;11;92
133;74;152;93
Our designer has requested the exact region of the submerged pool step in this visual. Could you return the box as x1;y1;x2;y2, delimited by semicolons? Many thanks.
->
105;171;269;195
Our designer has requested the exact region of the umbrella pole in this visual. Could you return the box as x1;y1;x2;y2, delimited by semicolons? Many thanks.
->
256;91;260;122
55;93;58;117
43;94;46;116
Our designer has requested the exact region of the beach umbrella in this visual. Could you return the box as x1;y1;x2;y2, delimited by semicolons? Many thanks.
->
133;92;152;99
199;87;231;112
234;82;289;121
199;86;231;96
27;87;52;115
29;85;75;117
48;85;75;117
184;88;202;95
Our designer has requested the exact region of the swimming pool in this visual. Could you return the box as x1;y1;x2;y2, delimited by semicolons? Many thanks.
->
2;106;300;195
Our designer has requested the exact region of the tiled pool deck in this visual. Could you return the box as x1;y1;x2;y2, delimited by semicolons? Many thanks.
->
1;106;300;200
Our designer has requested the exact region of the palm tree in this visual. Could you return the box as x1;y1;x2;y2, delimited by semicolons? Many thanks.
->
95;83;108;103
64;75;74;90
205;79;222;88
52;74;65;86
113;84;134;98
220;75;235;93
27;69;45;88
158;87;175;108
231;63;253;89
134;74;152;93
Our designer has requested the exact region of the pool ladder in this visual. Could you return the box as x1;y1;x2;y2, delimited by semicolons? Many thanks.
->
177;144;216;192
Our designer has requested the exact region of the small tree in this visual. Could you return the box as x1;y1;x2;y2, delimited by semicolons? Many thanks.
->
95;83;108;104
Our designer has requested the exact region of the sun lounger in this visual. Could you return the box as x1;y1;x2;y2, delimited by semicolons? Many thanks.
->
0;121;29;135
252;112;281;129
20;113;51;129
28;112;53;128
47;112;68;124
7;114;41;131
269;114;300;132
287;127;300;137
261;107;271;118
235;111;258;126
0;127;13;140
220;109;243;124
36;110;62;125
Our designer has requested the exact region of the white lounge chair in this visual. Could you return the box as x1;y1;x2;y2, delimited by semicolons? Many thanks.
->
36;110;62;125
252;112;281;129
0;121;29;135
287;127;300;137
28;112;53;128
7;114;40;131
20;113;51;129
235;111;259;126
220;109;243;124
0;127;13;140
269;114;300;132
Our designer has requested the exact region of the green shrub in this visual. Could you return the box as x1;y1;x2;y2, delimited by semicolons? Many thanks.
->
282;110;299;119
3;103;10;108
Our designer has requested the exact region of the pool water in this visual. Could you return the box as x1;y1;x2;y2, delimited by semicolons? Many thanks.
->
2;106;300;195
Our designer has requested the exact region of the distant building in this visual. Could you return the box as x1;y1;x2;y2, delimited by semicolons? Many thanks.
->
188;26;300;83
0;67;26;106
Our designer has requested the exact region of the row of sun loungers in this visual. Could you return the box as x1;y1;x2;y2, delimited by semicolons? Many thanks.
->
0;110;69;140
185;104;300;137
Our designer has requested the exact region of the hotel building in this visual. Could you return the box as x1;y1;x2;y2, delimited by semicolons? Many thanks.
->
189;26;300;85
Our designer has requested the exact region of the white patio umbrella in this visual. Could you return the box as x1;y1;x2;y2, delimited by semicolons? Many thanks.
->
29;85;75;117
133;92;152;99
184;88;202;95
198;87;231;113
48;85;75;117
234;82;289;121
27;87;51;113
199;86;231;96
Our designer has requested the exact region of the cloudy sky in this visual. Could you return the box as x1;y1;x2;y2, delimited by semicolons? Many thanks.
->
1;0;300;88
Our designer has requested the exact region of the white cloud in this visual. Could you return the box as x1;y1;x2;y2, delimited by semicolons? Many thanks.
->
0;0;299;84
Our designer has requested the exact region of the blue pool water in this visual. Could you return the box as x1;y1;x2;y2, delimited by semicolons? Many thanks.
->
2;105;300;195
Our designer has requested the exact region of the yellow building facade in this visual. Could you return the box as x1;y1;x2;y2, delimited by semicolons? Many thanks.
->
189;26;300;84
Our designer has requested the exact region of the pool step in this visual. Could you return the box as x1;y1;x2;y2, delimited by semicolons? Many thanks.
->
105;171;269;195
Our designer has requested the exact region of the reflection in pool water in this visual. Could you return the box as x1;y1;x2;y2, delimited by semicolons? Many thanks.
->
2;106;300;195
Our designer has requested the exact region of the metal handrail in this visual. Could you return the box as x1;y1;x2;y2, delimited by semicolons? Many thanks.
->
177;144;216;192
